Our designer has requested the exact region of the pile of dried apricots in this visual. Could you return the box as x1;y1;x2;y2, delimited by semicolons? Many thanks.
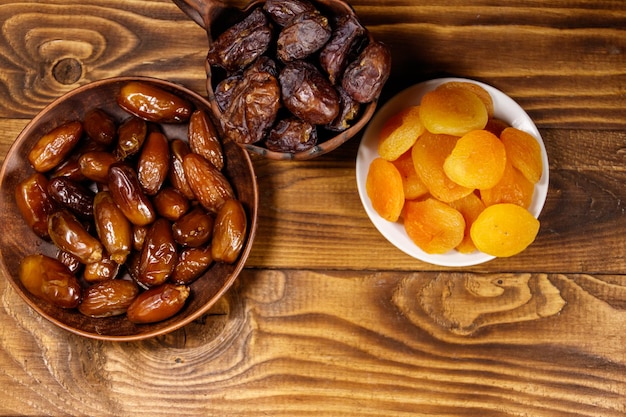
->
366;81;543;258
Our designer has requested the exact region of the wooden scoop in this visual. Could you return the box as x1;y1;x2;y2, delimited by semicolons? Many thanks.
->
172;0;378;160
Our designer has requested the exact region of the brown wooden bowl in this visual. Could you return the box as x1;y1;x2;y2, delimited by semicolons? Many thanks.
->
173;0;380;160
0;76;258;341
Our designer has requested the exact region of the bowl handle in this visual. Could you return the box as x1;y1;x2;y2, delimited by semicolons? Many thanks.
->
172;0;230;30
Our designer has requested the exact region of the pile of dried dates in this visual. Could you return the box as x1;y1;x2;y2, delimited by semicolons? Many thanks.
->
16;81;248;324
207;0;392;153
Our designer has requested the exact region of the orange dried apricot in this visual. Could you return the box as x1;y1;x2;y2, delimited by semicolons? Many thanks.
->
366;157;405;222
411;132;473;203
484;118;510;137
392;150;429;200
480;160;534;209
448;192;485;253
436;82;494;118
404;198;465;254
378;106;424;161
500;127;543;184
443;129;506;190
470;203;540;257
419;86;488;136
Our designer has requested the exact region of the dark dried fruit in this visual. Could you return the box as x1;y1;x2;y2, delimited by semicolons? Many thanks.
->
280;60;340;125
117;81;193;123
15;173;56;239
137;131;170;196
94;191;132;265
48;210;103;264
19;254;82;309
188;109;224;170
108;162;156;226
135;218;178;288
183;153;235;213
265;117;317;153
277;11;331;62
264;0;316;26
126;283;190;324
206;8;273;72
47;177;95;220
220;61;281;144
319;14;367;84
78;279;139;318
325;86;360;132
212;199;247;264
342;40;392;103
28;121;83;173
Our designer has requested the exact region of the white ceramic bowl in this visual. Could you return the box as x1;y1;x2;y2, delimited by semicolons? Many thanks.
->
356;77;549;267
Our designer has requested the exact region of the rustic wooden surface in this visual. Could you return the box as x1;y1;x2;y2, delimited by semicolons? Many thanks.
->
1;0;625;416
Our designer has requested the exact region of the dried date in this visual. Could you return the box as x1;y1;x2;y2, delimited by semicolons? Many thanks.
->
15;173;56;239
108;162;156;226
188;109;223;170
19;254;82;309
206;8;273;73
135;218;178;288
47;177;95;220
264;0;316;26
94;191;132;265
265;117;317;153
79;279;139;318
183;153;235;213
126;283;190;324
153;187;190;221
82;254;121;284
78;151;118;183
28;121;83;173
168;139;196;200
115;116;147;160
83;108;117;146
341;40;392;103
137;131;170;196
172;206;214;247
211;199;247;264
171;245;214;285
319;14;367;84
277;11;331;62
48;210;103;264
280;60;340;125
117;81;192;123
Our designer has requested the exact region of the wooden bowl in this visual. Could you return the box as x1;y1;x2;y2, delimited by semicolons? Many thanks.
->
173;0;380;160
0;76;258;341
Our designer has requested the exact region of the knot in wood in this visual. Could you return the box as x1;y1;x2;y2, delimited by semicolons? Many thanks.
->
52;58;83;85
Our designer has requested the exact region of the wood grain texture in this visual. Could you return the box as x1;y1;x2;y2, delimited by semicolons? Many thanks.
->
1;0;625;415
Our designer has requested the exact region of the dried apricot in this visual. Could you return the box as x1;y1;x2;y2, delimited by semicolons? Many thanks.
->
500;127;543;184
443;129;506;189
470;203;539;257
448;192;485;253
419;86;488;136
378;106;424;161
480;160;534;208
436;82;494;118
366;157;405;222
392;150;429;200
404;198;465;254
411;132;473;203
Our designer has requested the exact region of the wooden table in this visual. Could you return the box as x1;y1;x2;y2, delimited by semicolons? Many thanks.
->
1;0;625;415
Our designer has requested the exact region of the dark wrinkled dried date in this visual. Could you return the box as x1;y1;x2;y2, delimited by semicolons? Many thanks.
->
126;283;190;324
265;117;317;153
47;177;95;220
277;11;331;62
264;0;316;26
319;14;367;84
206;8;272;72
19;254;82;309
341;40;392;103
280;60;340;125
